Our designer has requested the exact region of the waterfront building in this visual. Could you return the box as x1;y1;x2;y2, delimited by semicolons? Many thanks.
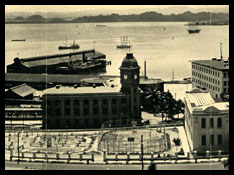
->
190;57;229;99
184;88;229;153
42;53;141;129
7;49;106;74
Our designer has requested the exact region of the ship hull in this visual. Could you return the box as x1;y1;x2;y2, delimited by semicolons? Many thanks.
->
116;45;131;49
58;46;80;50
187;29;201;34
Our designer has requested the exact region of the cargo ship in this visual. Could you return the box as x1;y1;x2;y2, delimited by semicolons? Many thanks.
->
58;40;80;50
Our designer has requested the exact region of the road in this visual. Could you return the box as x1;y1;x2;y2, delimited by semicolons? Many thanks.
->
5;161;225;170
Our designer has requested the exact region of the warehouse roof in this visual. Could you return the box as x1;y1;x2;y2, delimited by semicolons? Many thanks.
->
5;73;96;84
20;51;105;68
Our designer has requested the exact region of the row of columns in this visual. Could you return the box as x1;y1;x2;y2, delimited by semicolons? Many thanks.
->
47;98;128;118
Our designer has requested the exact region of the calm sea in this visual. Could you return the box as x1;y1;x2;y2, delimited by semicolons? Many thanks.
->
5;22;229;80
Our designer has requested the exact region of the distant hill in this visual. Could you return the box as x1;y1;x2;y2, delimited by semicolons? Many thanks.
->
5;11;229;24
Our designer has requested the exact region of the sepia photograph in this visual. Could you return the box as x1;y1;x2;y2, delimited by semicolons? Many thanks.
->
5;5;229;170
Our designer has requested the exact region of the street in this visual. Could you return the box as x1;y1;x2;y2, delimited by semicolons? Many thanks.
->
5;161;225;170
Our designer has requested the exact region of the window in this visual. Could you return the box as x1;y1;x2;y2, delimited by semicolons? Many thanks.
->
218;135;222;145
210;118;214;128
210;135;214;145
65;108;70;116
224;81;226;86
201;135;206;146
201;118;206;128
112;99;117;105
121;98;127;104
217;118;222;128
224;72;226;78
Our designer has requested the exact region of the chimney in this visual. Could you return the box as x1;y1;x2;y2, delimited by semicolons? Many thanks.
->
144;60;147;80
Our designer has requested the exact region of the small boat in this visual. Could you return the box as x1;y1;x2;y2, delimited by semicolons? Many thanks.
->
116;36;131;49
58;40;80;50
12;39;26;42
187;22;201;34
96;25;106;27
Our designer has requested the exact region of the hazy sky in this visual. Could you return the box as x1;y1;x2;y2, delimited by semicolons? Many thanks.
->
5;5;228;13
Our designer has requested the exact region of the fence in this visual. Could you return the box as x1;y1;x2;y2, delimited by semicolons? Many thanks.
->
9;150;94;164
103;150;229;164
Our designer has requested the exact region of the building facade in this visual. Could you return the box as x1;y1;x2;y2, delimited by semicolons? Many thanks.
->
42;53;141;129
184;88;229;153
191;57;229;99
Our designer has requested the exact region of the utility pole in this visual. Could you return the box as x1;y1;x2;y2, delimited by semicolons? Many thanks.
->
141;135;144;170
17;132;20;164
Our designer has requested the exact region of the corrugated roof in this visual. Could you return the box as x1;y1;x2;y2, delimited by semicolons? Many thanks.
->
186;88;215;107
191;58;229;70
9;83;37;97
185;88;229;113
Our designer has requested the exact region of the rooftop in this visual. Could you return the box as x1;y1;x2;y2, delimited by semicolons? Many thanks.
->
11;49;105;68
185;88;229;114
43;84;122;95
5;73;96;84
9;83;37;97
191;58;229;70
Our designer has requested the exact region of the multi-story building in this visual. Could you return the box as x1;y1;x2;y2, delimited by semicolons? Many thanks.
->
190;57;229;99
42;53;141;129
184;88;229;153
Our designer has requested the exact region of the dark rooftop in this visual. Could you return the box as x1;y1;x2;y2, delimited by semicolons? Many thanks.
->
191;58;229;70
5;73;97;84
13;49;105;68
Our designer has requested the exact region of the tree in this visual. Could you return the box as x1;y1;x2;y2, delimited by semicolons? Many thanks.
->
173;137;182;151
141;89;185;122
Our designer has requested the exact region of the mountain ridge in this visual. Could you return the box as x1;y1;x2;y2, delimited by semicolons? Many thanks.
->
5;11;229;24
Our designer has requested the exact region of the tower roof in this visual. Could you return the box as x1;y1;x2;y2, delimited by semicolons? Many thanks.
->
120;53;139;68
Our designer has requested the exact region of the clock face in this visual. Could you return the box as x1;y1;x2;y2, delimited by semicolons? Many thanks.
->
134;74;138;79
124;74;128;79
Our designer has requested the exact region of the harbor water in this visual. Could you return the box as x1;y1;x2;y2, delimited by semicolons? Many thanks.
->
5;22;229;80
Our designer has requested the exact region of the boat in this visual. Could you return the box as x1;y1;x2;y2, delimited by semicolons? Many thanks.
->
116;36;131;49
58;40;80;50
12;39;26;42
57;59;106;74
187;22;201;34
96;25;106;27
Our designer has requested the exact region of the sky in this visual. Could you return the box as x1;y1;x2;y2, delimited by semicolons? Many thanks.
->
5;5;228;13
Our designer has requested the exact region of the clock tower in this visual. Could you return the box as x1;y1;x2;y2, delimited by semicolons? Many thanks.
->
120;53;141;119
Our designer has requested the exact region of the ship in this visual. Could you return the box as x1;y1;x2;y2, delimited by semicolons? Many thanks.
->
116;36;131;49
56;50;107;74
12;39;26;42
58;40;80;50
187;22;201;34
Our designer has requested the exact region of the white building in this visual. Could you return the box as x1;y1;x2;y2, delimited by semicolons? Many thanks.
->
190;57;229;99
184;88;229;153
